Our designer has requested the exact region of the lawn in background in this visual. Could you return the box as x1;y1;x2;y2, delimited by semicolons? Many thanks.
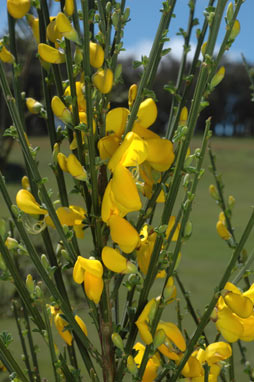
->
0;135;254;381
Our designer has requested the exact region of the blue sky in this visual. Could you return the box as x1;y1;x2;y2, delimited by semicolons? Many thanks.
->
123;0;254;63
0;0;253;63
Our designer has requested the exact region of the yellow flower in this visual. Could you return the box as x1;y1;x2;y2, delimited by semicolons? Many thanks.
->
0;41;14;63
215;306;243;342
74;314;88;336
156;321;186;361
7;0;31;19
16;189;47;215
51;96;72;124
128;84;137;107
64;81;86;112
110;164;142;215
108;131;148;172
136;298;158;344
64;0;74;16
134;342;160;382
98;135;120;160
223;282;253;319
204;342;232;365
102;246;137;274
164;277;177;303
26;97;43;114
92;68;113;94
38;43;65;64
238;314;254;342
136;225;157;275
101;180;122;223
179;355;203;379
51;307;73;346
89;41;104;68
26;15;40;43
109;215;140;253
66;153;87;181
136;98;157;128
145;137;175;172
179;106;188;125
57;152;68;172
73;256;103;304
216;220;231;240
105;107;129;137
56;12;80;44
165;216;180;242
46;17;62;44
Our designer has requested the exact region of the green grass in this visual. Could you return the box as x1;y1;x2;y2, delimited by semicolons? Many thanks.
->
1;136;254;381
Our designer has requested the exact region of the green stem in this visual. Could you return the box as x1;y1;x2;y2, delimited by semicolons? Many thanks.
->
12;301;34;381
124;0;175;136
0;336;30;382
229;347;235;382
167;209;254;382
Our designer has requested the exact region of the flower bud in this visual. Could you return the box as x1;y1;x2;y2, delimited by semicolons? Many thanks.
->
216;221;231;241
0;219;6;239
74;47;83;65
111;332;124;352
179;106;188;125
201;41;207;57
127;355;138;376
21;176;30;191
5;237;19;250
184;220;192;239
226;2;234;23
64;0;74;16
26;274;35;295
229;20;240;40
26;14;40;43
128;84;137;107
26;97;43;114
209;184;219;200
153;328;166;349
228;195;235;209
210;67;225;89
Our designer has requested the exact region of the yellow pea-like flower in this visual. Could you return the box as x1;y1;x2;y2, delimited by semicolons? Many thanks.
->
102;246;137;274
92;68;113;94
64;0;74;16
98;135;120;160
101;179;123;223
180;355;203;378
128;84;137;107
16;189;47;215
105;107;129;137
51;96;72;124
108;215;140;253
64;82;86;112
238;314;254;342
133;342;160;382
165;216;180;242
7;0;31;19
73;258;85;284
38;43;65;64
136;298;157;345
157;321;186;361
215;306;243;342
89;41;104;68
216;220;231;240
204;342;232;365
76;256;103;278
26;15;40;43
110;164;142;215
74;314;88;336
66;154;87;181
145;138;175;172
54;312;73;346
179;106;188;125
46;17;62;44
0;41;14;63
136;98;157;128
26;97;43;114
84;271;104;304
57;152;68;172
56;12;80;44
108;131;148;172
224;292;253;319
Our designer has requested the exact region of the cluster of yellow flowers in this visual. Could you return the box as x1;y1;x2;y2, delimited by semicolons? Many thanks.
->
212;281;254;343
134;297;232;381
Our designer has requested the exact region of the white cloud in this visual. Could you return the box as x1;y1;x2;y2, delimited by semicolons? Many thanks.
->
120;36;241;62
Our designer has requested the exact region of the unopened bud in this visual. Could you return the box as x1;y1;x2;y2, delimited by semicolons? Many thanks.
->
153;328;166;349
210;66;225;89
179;107;188;125
5;237;19;250
216;221;231;241
35;285;42;298
41;254;50;270
209;184;219;200
229;20;240;40
0;254;6;271
128;84;137;107
127;355;138;376
26;97;43;114
74;47;83;65
26;274;35;295
201;41;207;57
52;143;60;165
111;332;124;352
126;261;138;274
228;195;235;209
21;176;30;191
164;276;176;302
226;2;234;23
184;221;192;239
